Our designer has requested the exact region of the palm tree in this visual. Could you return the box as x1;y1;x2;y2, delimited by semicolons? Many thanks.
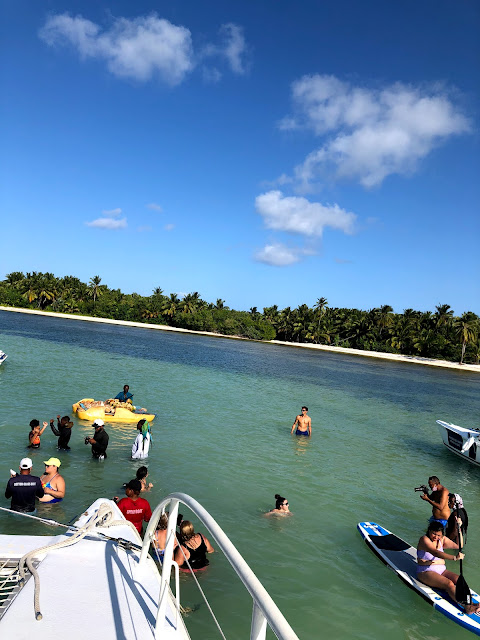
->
435;304;454;328
454;312;479;364
163;293;180;318
88;275;103;307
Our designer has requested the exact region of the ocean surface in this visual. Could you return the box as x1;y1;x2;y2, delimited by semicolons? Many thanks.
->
1;310;479;640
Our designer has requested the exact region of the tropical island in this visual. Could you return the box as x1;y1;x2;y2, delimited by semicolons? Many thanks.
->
0;271;478;366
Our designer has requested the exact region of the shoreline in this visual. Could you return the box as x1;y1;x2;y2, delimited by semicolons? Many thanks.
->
1;305;479;373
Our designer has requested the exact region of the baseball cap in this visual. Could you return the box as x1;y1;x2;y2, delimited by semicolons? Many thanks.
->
93;419;104;427
43;457;61;467
20;457;33;469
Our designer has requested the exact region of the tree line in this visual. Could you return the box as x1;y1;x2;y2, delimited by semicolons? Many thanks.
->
0;272;478;365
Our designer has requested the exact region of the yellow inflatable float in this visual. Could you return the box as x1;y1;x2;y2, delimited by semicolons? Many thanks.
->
72;398;156;423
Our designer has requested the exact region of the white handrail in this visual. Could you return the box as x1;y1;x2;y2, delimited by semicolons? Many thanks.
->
141;492;299;640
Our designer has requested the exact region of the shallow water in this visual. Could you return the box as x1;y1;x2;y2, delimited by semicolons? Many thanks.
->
0;310;479;639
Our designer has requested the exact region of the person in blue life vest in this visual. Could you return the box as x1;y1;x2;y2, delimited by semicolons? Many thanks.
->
115;384;133;403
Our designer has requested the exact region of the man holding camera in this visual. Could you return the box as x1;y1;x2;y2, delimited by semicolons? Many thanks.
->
420;475;450;527
85;419;109;459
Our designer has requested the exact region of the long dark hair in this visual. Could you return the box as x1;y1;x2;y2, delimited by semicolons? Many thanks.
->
275;494;286;509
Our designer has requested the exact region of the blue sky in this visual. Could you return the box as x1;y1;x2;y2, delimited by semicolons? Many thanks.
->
1;0;479;314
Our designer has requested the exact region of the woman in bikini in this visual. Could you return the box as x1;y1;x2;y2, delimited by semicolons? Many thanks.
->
416;521;480;614
38;457;66;503
153;513;178;562
174;521;214;571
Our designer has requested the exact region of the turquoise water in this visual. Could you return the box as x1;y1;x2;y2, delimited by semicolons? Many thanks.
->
1;310;480;639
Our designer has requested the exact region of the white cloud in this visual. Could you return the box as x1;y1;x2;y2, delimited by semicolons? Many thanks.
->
39;13;194;84
137;225;152;232
86;217;127;230
202;23;248;75
281;74;470;188
255;190;356;237
164;223;175;231
255;243;301;267
102;207;122;216
146;202;163;212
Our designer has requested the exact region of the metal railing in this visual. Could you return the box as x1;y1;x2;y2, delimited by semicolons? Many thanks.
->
140;493;299;640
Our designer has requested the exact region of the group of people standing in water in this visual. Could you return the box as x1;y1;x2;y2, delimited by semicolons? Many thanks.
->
416;475;479;614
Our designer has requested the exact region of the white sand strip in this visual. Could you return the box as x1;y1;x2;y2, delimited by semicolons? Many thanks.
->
1;306;478;373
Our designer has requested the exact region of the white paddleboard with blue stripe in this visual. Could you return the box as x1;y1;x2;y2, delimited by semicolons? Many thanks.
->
358;521;480;635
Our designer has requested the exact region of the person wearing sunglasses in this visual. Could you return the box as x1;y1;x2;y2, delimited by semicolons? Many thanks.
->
265;494;292;517
290;406;311;437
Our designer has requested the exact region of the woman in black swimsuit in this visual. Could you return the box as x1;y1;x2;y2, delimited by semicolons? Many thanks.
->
174;521;214;570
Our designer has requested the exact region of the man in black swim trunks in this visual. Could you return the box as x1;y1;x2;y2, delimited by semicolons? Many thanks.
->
5;458;44;513
291;406;312;437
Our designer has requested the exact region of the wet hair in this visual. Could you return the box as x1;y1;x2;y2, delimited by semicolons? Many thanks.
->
29;419;40;428
156;513;169;530
275;494;286;509
61;415;71;424
136;466;148;480
428;476;440;484
301;406;308;411
137;419;146;430
179;520;195;542
427;521;444;534
126;479;142;494
124;384;129;390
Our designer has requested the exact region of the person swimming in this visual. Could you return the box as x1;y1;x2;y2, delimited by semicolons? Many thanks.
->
264;494;292;517
136;466;153;491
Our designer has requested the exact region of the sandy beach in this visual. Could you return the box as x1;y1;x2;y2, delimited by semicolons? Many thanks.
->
1;305;478;373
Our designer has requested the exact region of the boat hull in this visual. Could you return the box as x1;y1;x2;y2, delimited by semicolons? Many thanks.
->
436;420;480;467
72;398;155;423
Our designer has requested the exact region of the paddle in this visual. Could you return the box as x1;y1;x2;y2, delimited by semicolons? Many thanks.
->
455;502;472;607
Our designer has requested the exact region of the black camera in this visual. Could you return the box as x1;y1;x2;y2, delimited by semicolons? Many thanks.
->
414;484;428;494
84;436;91;445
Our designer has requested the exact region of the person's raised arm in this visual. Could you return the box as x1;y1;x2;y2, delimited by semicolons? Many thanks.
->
421;489;448;511
40;422;48;435
50;419;60;436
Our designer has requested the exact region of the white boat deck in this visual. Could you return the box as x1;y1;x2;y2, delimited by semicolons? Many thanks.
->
0;507;189;639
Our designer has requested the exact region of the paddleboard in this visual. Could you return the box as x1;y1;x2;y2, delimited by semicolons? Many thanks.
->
357;521;480;635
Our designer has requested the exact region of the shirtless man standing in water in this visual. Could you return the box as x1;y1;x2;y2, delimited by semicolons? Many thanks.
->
291;406;312;437
421;476;450;527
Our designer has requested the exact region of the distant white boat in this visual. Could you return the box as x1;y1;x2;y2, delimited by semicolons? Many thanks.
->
0;493;299;639
436;420;480;466
0;351;7;366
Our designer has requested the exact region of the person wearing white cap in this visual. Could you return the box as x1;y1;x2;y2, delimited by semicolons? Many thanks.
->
85;419;109;459
5;458;44;513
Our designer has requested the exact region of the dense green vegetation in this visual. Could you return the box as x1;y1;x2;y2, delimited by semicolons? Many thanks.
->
1;272;479;364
